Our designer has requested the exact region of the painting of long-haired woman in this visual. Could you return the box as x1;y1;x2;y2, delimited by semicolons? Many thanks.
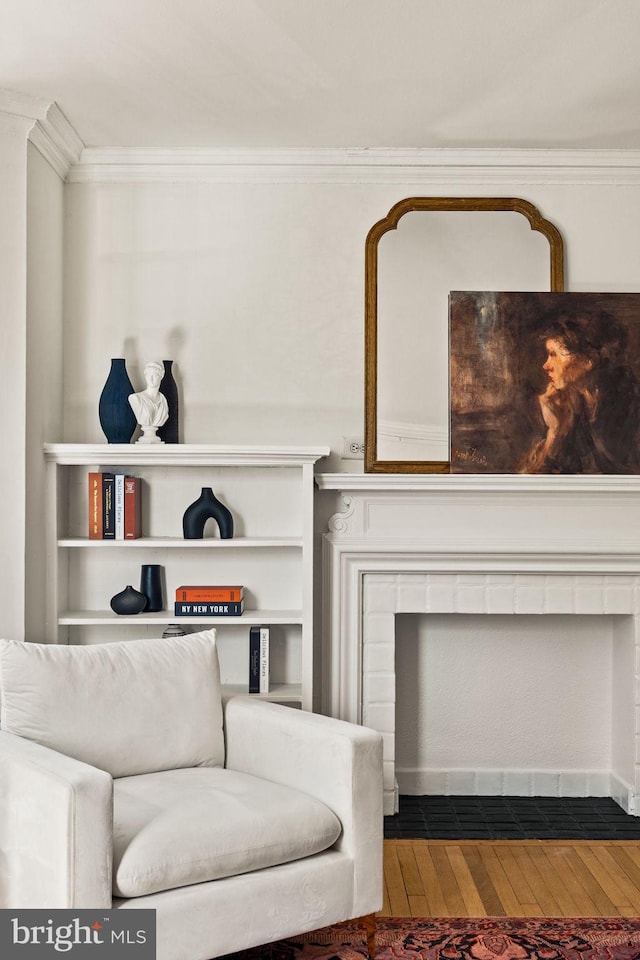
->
449;292;640;474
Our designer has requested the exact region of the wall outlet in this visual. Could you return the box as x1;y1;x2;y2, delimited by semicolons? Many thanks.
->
342;436;365;459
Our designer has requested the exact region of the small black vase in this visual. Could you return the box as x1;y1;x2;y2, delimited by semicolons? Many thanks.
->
98;358;137;443
183;487;234;539
157;360;179;443
110;584;147;615
140;564;164;612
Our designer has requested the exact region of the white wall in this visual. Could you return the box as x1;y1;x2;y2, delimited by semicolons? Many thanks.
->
62;173;640;467
62;180;371;459
25;141;64;641
0;113;30;641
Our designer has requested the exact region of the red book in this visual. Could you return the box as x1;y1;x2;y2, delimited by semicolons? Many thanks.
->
88;472;103;539
175;585;244;603
124;476;142;539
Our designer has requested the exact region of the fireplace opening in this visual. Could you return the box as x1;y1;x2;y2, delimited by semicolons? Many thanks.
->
391;612;636;834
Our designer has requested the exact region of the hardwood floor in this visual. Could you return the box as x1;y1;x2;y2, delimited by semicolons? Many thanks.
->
381;839;640;917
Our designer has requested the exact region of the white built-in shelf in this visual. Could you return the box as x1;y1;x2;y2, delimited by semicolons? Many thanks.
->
221;683;302;704
44;443;328;467
59;609;304;626
57;537;302;549
44;442;329;711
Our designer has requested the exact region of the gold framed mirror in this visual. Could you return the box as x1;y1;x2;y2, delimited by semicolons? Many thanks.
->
364;197;565;473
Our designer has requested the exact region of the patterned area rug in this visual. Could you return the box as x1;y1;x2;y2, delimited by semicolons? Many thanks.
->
222;917;640;959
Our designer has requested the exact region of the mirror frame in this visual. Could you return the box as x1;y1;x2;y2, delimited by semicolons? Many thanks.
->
364;197;566;473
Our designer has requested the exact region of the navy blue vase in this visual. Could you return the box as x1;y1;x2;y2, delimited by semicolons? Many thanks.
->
98;358;137;443
157;360;179;443
110;584;147;615
183;487;234;539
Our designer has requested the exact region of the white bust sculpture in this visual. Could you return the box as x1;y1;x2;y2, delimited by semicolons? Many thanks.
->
128;361;169;444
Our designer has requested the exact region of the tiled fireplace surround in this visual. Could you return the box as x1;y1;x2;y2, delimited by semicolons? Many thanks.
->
316;474;640;816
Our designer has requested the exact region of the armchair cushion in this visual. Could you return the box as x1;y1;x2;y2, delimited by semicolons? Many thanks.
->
112;767;342;898
0;631;224;778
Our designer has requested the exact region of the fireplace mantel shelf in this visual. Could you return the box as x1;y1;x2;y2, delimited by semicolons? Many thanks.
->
316;471;640;559
316;472;640;493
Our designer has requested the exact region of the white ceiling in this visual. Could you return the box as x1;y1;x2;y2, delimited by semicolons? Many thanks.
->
1;0;640;150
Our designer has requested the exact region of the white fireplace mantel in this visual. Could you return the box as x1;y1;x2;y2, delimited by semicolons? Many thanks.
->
316;473;640;815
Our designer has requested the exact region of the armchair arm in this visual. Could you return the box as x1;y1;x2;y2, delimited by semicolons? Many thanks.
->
224;697;383;916
0;730;113;908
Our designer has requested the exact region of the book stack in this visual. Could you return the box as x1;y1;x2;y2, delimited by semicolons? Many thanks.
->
174;585;244;617
249;625;270;694
88;472;141;540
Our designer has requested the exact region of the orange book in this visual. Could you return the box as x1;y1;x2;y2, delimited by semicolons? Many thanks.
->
175;585;244;603
88;472;103;539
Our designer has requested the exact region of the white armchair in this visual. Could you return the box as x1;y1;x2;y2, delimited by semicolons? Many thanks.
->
0;630;383;959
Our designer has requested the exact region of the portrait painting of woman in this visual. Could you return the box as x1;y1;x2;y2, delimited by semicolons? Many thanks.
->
449;292;640;474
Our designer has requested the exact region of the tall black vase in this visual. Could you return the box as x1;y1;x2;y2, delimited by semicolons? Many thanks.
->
183;487;234;539
98;358;137;443
140;564;164;612
157;360;179;443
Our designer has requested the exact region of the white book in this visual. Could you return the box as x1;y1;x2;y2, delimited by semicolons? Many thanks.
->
114;474;125;540
259;626;270;694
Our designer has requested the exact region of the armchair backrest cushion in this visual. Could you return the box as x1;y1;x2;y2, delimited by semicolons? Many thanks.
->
0;630;225;778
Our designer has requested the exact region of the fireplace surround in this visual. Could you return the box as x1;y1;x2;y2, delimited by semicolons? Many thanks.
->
316;474;640;816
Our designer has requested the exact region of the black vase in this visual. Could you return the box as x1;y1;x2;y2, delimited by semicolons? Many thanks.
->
140;564;164;612
157;360;179;443
183;487;234;539
110;584;147;615
98;358;137;443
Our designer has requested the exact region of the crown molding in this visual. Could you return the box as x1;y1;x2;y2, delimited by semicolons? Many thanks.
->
0;89;84;179
29;103;84;180
0;92;638;185
67;146;640;185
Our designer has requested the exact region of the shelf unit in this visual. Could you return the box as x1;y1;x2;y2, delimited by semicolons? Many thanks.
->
44;443;329;710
